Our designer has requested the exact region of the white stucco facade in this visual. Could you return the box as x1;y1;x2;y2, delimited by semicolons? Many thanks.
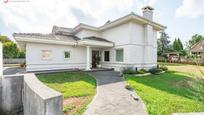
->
14;7;166;72
26;43;88;71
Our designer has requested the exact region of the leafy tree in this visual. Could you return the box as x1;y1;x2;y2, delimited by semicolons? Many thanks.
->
157;32;171;57
0;35;11;43
180;50;187;56
18;51;25;58
186;34;204;49
3;42;20;58
0;35;25;58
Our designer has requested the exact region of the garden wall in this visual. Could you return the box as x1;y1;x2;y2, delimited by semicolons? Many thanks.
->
0;75;23;115
0;74;63;115
3;58;25;64
23;73;63;115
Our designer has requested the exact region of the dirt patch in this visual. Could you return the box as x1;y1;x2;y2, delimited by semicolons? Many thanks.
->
176;79;191;88
63;96;89;115
172;78;192;88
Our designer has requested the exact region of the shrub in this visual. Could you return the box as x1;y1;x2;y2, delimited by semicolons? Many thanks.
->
149;68;162;74
160;65;168;71
137;69;147;74
122;68;136;74
140;68;147;73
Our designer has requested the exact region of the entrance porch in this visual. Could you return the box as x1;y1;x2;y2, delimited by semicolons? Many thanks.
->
78;36;114;70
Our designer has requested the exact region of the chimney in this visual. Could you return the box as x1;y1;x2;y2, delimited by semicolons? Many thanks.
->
142;6;154;21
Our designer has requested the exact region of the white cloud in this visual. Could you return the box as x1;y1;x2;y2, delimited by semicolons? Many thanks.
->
176;0;204;18
0;0;158;35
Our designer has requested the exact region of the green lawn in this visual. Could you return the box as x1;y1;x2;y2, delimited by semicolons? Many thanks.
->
37;72;96;115
125;71;204;115
159;62;204;77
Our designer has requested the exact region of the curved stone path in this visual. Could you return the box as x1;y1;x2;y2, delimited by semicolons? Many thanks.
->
84;71;147;115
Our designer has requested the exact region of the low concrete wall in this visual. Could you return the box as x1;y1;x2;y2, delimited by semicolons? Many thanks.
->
3;59;25;64
1;75;23;115
23;73;63;115
0;78;2;113
0;74;63;115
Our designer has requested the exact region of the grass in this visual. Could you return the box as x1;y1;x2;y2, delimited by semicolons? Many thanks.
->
124;67;204;115
37;72;96;115
159;62;204;77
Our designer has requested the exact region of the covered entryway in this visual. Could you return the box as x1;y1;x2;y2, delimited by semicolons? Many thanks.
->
92;50;100;68
78;36;114;70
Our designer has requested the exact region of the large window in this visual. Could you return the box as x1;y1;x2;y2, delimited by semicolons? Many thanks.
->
104;51;110;61
64;51;71;59
42;50;52;60
116;49;124;62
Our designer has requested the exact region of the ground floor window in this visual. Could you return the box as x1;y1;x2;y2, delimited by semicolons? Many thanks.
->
104;51;110;61
42;50;52;60
64;51;71;59
116;49;124;62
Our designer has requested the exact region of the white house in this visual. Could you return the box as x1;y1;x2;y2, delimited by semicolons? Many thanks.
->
13;6;166;72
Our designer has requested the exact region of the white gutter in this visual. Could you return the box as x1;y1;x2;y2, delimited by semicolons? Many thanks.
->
15;37;76;46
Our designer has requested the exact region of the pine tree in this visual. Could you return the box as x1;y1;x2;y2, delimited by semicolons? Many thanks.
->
173;38;183;52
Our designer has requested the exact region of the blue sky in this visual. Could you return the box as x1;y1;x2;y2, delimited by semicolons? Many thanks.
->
0;0;204;45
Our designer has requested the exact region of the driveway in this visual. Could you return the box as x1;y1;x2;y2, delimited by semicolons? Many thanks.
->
84;71;147;115
3;67;25;75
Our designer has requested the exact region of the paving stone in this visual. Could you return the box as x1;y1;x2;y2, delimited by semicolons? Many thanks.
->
84;71;147;115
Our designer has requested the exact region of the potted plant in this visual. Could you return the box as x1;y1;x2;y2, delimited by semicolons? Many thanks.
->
96;55;101;68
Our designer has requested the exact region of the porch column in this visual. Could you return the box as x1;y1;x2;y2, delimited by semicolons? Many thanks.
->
86;46;91;70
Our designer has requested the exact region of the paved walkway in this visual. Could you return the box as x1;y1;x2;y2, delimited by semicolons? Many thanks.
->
3;67;25;75
84;71;147;115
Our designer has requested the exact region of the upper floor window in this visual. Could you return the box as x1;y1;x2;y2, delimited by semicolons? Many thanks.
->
64;51;71;59
201;45;204;50
116;49;124;62
104;51;110;61
42;50;52;60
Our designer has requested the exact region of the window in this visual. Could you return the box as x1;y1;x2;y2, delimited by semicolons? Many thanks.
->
42;50;51;60
104;51;110;61
201;45;204;50
64;51;71;59
116;49;124;62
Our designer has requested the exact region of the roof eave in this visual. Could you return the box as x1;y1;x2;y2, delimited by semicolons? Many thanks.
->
99;13;166;31
78;39;114;47
14;36;76;46
73;23;99;34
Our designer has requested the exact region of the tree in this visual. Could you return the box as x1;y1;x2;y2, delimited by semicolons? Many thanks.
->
186;34;204;49
173;38;183;51
0;35;11;43
157;32;171;57
0;35;25;58
177;38;183;50
3;42;20;58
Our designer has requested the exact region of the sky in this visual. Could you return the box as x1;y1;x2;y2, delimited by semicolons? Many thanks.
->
0;0;204;44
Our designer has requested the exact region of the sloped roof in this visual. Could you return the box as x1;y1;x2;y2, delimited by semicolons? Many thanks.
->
83;36;113;43
190;40;204;53
13;32;80;42
73;12;166;33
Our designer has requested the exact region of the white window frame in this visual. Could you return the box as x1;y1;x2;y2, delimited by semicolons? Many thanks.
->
115;48;124;62
41;50;52;60
64;51;71;59
104;50;110;62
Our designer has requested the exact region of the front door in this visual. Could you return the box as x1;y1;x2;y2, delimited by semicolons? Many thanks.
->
92;50;100;68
